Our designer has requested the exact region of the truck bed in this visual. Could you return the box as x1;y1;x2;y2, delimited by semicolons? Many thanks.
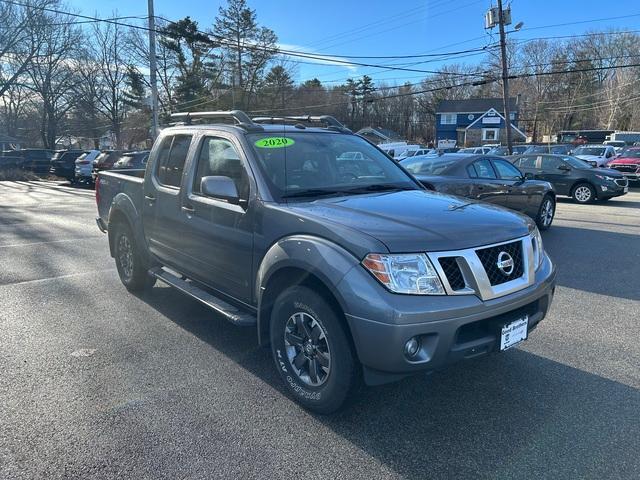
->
96;169;145;226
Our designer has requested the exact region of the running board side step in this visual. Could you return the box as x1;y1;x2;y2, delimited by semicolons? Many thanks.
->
149;267;256;326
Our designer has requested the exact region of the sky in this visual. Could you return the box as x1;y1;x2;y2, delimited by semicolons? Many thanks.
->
67;0;640;85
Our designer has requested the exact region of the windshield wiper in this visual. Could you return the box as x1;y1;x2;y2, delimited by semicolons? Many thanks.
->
281;188;345;199
342;183;416;194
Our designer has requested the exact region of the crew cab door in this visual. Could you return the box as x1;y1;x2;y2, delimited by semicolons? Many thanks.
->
142;133;194;267
178;134;254;303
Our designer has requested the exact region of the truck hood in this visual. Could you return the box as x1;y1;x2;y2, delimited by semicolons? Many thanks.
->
288;190;533;253
609;158;640;166
575;154;606;162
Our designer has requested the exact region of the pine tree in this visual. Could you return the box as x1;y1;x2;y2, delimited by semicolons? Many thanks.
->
122;65;147;110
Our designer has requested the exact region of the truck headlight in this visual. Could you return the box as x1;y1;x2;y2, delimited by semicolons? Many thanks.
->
362;253;445;295
531;227;545;270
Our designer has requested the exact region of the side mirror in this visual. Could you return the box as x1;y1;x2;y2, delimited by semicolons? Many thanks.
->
523;172;534;180
201;176;239;203
558;164;571;171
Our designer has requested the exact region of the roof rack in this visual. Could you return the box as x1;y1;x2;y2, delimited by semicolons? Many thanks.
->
252;115;351;132
169;110;263;131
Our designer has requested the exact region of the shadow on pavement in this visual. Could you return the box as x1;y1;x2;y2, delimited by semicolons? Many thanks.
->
136;286;639;479
543;225;639;300
556;196;640;209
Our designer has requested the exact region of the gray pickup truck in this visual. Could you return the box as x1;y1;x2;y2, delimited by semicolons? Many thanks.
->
96;111;556;413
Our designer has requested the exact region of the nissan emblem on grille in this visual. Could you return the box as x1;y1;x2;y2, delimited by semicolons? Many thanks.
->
496;251;515;276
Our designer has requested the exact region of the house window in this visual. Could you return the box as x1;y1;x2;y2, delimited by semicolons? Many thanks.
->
441;113;457;125
482;128;499;141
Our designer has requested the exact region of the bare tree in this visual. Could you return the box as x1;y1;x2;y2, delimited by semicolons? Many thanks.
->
0;0;57;98
89;17;131;148
26;10;81;148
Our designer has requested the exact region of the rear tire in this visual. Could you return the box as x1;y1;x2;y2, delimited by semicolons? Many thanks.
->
572;183;595;204
113;222;155;292
270;285;359;414
535;195;555;230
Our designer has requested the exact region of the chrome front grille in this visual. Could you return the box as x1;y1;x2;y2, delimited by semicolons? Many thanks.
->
614;177;629;187
428;236;535;301
611;165;639;173
475;240;525;286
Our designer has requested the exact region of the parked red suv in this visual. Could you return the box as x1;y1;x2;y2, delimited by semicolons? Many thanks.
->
607;147;640;183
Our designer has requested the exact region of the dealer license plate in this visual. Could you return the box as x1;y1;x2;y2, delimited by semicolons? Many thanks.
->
500;316;529;351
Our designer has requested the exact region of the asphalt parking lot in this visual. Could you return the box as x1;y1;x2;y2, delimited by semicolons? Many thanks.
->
1;180;639;480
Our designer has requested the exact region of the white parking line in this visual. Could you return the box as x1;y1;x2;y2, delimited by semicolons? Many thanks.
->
1;268;116;287
0;236;104;248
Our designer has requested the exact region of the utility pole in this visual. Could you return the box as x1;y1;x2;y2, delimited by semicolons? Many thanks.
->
148;0;160;139
496;0;513;154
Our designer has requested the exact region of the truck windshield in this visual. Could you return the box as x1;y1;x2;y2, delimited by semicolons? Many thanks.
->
574;147;605;156
247;132;418;200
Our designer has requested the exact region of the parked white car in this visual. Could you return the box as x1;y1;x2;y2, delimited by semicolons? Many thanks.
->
75;150;100;182
458;147;491;154
396;148;436;160
573;145;617;167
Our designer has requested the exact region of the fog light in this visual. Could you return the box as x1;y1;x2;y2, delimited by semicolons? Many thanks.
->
404;337;420;358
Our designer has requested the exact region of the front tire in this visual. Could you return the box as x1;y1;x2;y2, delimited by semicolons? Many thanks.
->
535;195;555;230
113;222;155;292
270;286;359;414
572;183;595;204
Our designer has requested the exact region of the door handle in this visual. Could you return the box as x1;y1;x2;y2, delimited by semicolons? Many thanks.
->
181;205;195;214
144;194;156;202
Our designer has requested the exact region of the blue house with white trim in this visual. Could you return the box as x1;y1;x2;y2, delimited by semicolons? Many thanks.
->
435;98;526;147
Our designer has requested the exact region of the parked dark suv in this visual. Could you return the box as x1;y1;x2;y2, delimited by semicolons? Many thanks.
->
16;149;53;174
511;153;628;203
111;151;150;170
92;150;124;181
0;150;24;170
50;149;85;181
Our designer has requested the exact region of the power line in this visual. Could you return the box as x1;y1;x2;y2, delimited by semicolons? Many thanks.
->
0;0;492;78
246;61;640;114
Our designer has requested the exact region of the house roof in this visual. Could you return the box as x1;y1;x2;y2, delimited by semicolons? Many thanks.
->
465;108;526;138
355;126;402;141
437;98;519;113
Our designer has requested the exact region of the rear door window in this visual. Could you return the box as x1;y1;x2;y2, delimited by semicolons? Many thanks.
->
470;159;497;179
541;156;563;171
515;156;537;169
156;135;193;188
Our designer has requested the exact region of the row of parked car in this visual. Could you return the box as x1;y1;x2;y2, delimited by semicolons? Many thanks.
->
399;150;632;231
0;148;150;184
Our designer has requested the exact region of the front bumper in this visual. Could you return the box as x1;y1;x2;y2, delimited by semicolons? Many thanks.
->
339;254;556;384
598;180;628;198
75;167;93;180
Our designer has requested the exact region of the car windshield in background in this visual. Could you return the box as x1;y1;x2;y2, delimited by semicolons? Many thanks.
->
400;156;458;175
512;146;528;154
574;147;605;156
488;147;508;155
247;133;417;200
562;156;592;169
